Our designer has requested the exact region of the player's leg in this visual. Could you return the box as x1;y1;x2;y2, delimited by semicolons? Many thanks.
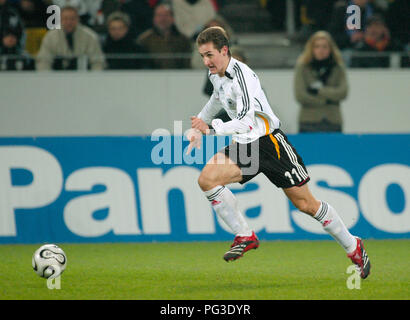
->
265;129;370;278
198;152;250;237
283;184;371;278
283;184;356;251
198;151;243;190
198;152;250;236
198;152;259;261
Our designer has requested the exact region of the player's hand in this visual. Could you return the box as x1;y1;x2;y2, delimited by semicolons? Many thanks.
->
191;116;209;134
185;128;202;155
211;118;224;135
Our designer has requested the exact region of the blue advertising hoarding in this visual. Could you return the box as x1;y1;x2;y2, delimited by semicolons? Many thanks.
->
0;134;409;244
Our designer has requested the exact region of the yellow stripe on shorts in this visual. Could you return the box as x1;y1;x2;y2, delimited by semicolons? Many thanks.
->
269;134;280;159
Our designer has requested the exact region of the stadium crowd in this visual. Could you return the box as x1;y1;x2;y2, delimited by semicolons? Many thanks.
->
0;0;408;71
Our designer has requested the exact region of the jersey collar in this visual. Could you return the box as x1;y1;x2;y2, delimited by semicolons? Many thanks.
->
224;57;237;80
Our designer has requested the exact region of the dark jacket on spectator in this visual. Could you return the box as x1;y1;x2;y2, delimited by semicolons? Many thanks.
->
103;32;150;70
0;1;24;45
0;27;34;71
385;0;410;48
121;0;153;39
16;0;47;28
327;1;379;50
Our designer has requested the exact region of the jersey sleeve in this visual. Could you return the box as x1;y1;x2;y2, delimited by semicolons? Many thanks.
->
197;89;223;125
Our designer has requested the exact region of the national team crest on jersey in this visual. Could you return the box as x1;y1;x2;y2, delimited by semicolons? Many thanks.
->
227;98;236;108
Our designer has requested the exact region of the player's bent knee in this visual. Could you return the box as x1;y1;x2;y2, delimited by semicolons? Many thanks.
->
197;174;208;191
198;171;217;191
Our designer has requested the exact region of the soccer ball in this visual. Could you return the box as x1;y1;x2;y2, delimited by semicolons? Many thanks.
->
32;244;67;279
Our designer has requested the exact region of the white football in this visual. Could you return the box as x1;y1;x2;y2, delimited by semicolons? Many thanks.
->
32;244;67;279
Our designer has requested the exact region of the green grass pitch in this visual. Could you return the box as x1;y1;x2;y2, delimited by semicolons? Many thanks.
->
1;240;409;300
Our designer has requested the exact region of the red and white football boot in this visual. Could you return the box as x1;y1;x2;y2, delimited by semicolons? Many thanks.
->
223;231;259;262
347;237;371;279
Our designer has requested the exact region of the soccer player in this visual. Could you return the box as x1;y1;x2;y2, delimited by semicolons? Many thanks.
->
186;26;371;279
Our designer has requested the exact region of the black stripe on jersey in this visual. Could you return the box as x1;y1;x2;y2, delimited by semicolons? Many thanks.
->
233;64;250;120
254;97;263;111
234;65;249;119
234;67;248;119
234;64;249;107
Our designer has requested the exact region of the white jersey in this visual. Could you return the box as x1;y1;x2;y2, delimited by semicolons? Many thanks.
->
198;57;281;144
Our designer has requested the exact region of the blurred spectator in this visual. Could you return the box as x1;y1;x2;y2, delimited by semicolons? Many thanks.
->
52;0;101;27
81;0;105;32
88;0;122;35
0;27;34;70
16;0;48;55
263;0;286;31
137;3;191;69
171;0;216;40
121;0;153;39
191;16;236;70
350;15;402;68
328;0;381;50
298;0;337;40
103;11;149;70
294;31;348;133
17;0;47;27
100;0;122;17
373;0;389;10
36;6;105;70
0;0;24;48
52;0;86;22
385;0;410;49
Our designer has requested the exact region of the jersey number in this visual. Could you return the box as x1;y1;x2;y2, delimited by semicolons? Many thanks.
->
284;169;302;185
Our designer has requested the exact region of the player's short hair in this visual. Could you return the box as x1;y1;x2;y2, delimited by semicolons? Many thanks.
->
196;26;231;56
